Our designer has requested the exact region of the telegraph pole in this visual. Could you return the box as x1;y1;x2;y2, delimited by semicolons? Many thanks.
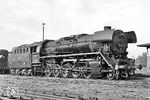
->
42;23;45;41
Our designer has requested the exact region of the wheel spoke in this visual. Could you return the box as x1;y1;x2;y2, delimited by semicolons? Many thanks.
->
24;69;28;76
61;63;72;78
62;68;69;78
72;71;80;78
15;69;20;75
45;63;53;77
52;64;60;77
26;69;32;76
53;69;60;77
45;68;52;77
82;68;92;79
10;69;15;75
107;72;115;80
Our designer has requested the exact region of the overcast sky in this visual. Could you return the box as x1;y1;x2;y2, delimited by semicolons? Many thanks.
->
0;0;149;58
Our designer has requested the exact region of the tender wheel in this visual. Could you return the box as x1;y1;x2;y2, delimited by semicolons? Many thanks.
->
53;69;60;77
53;65;60;77
15;69;20;75
72;71;80;78
107;72;115;80
21;69;25;75
26;69;32;76
82;68;92;79
10;69;15;75
45;64;53;77
23;69;28;76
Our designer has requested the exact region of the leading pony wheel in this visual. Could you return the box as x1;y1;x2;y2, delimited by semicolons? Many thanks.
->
107;72;116;80
120;72;130;79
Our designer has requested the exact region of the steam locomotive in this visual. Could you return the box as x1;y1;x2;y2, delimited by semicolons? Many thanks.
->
8;26;137;80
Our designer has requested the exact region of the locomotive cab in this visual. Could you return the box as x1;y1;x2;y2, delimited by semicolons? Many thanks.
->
31;44;41;63
30;42;43;75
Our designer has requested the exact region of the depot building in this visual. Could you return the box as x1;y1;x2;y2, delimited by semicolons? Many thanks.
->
138;43;150;69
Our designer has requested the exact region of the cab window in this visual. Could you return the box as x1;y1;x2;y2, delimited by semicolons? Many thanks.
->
26;48;29;52
31;46;37;53
23;48;26;53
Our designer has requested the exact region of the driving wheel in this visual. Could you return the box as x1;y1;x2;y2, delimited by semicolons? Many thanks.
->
45;64;53;77
53;64;60;77
62;63;70;78
72;71;80;78
82;68;92;79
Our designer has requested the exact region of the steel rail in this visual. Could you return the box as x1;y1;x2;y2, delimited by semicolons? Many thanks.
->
0;87;80;100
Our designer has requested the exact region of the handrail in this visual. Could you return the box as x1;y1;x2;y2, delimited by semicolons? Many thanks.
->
99;52;112;67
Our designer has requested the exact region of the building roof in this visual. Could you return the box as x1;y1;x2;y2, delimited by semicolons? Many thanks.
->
137;43;150;48
12;41;43;50
30;41;42;46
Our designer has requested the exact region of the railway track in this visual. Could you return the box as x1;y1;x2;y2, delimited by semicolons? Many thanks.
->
0;87;90;100
0;73;150;100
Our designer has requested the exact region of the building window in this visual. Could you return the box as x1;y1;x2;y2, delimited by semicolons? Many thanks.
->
14;50;17;54
23;48;26;53
26;48;29;52
17;50;19;54
32;46;37;52
20;49;22;53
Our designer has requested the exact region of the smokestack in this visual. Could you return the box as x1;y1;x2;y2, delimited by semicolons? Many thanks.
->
104;26;111;30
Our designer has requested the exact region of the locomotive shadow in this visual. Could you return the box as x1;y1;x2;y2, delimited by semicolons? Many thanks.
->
91;73;150;80
130;73;150;80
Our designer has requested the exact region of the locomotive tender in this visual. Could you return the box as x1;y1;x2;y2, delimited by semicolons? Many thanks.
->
9;26;137;79
8;42;42;75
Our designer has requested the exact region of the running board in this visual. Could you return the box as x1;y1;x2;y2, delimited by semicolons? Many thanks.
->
40;52;117;68
40;52;101;58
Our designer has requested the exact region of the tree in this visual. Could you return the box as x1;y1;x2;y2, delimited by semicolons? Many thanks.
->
135;52;147;67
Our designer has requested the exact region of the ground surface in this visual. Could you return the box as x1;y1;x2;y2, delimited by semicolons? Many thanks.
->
0;69;150;100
